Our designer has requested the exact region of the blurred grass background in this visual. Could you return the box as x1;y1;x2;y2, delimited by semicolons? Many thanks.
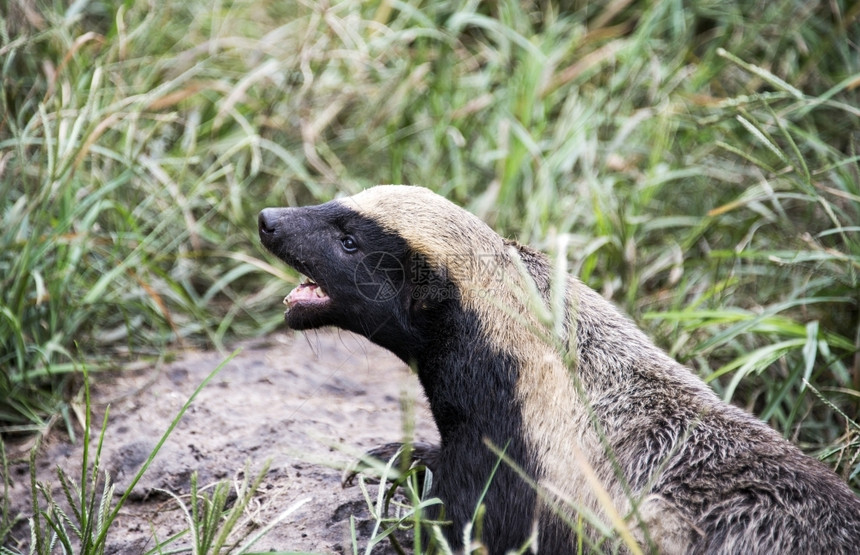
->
1;0;858;500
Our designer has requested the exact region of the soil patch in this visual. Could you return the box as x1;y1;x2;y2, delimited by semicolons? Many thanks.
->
5;331;439;553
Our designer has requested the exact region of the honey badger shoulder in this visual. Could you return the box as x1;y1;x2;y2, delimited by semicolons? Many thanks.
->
259;185;860;553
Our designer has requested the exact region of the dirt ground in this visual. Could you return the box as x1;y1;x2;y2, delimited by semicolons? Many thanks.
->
5;330;439;554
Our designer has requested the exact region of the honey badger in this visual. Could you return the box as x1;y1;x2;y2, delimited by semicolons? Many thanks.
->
258;185;860;553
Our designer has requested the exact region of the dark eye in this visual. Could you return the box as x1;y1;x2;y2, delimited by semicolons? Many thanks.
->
341;235;358;253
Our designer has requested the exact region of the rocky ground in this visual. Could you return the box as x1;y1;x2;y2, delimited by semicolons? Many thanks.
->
5;331;439;554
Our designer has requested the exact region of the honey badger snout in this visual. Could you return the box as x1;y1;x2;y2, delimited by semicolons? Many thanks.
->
258;207;315;257
258;207;289;249
258;207;316;270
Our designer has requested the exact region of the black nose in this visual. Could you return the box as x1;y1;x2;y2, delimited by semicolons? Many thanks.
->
258;208;280;236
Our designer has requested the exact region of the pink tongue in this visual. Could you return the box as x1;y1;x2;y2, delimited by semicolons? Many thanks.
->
285;283;327;307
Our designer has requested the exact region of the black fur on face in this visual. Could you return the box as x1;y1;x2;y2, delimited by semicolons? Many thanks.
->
258;201;455;362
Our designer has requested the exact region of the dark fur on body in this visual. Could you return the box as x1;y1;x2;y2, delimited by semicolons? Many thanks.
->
259;186;860;553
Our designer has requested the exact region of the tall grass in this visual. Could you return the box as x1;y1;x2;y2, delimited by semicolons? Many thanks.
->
1;0;298;432
1;0;858;549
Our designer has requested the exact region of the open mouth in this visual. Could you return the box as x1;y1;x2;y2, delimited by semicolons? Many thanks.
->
284;276;330;309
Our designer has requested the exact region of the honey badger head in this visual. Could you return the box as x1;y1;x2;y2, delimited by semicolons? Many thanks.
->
258;185;510;362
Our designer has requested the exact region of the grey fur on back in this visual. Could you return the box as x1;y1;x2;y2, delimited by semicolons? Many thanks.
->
552;259;860;553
